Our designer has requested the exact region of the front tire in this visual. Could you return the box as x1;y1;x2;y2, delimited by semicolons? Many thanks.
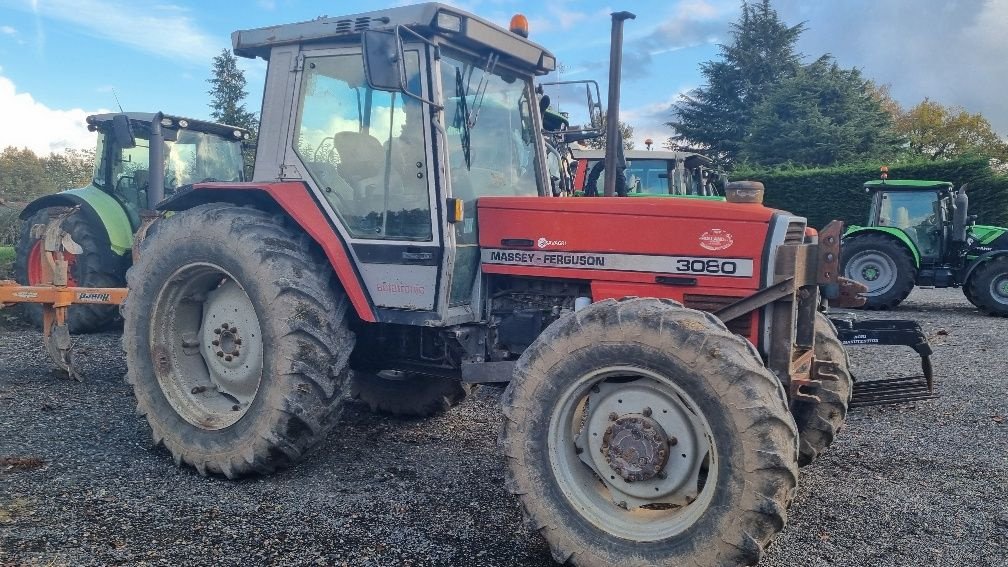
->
840;234;917;309
15;208;125;332
791;313;853;467
124;203;355;478
967;256;1008;316
501;298;798;566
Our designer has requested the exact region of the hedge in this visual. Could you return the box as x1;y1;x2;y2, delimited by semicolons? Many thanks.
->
733;157;1008;230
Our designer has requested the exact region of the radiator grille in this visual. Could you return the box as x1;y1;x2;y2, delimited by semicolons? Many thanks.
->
682;294;752;337
784;220;807;244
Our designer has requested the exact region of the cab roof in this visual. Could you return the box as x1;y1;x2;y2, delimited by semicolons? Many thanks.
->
86;112;250;139
863;179;955;191
231;2;555;75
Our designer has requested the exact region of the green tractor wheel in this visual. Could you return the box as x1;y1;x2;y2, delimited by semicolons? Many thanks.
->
14;208;126;333
966;256;1008;317
840;234;917;310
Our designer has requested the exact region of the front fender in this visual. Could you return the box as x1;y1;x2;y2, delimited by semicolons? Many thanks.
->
843;226;921;268
20;185;133;255
158;182;378;323
962;250;1008;284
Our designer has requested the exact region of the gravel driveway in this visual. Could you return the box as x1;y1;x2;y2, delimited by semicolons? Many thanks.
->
1;288;1005;566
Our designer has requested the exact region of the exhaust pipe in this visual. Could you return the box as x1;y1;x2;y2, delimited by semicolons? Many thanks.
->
148;112;166;210
602;11;635;197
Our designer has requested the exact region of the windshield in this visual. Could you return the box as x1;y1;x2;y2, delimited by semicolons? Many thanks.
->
441;51;540;200
164;130;244;191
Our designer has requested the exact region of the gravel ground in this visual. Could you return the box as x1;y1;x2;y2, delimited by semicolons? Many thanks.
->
1;287;1005;566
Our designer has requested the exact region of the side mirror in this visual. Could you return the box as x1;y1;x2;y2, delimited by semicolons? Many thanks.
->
112;114;135;149
362;29;407;93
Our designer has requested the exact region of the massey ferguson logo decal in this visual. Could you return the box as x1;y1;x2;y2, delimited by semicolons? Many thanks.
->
77;292;111;302
699;229;734;251
537;237;567;249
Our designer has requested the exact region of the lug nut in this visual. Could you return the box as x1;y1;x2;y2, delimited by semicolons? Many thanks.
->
608;412;619;421
231;326;238;332
214;328;222;335
234;339;242;345
216;351;224;358
222;323;229;330
225;355;233;362
212;339;220;346
642;407;652;417
657;471;667;480
668;436;678;447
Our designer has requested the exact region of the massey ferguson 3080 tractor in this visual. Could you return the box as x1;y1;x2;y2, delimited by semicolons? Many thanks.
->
14;112;250;332
116;5;860;565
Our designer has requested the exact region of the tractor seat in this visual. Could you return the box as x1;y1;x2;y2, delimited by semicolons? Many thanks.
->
332;132;383;186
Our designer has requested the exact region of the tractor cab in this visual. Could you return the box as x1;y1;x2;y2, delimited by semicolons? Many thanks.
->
864;179;956;264
233;4;575;317
87;112;250;227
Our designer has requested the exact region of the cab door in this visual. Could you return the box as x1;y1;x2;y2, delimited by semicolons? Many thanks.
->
286;45;442;312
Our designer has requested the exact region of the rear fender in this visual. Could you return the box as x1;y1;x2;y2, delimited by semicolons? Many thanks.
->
843;226;921;268
157;182;377;323
20;186;133;256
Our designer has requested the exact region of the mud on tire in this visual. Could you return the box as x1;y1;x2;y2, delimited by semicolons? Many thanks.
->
791;312;854;467
15;208;125;332
123;203;355;478
350;371;470;417
501;297;798;566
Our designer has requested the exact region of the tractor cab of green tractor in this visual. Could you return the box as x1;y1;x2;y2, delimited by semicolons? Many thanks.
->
864;180;959;264
87;112;251;228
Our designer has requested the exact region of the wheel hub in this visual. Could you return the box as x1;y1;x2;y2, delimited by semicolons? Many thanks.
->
199;281;264;407
862;266;880;281
602;414;670;482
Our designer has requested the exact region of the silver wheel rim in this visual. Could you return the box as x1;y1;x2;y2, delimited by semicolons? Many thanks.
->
547;366;717;541
991;274;1008;306
845;250;898;296
150;263;264;430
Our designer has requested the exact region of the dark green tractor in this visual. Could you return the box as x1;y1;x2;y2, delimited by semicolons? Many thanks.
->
15;112;251;332
841;179;1008;315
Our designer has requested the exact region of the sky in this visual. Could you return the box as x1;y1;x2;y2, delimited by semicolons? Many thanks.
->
0;0;1005;156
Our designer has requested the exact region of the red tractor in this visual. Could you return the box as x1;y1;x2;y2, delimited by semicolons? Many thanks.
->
120;5;857;565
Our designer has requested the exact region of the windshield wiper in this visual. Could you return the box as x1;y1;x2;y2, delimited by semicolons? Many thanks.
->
454;67;472;170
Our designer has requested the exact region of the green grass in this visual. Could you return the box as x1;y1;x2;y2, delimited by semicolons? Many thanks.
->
0;246;14;280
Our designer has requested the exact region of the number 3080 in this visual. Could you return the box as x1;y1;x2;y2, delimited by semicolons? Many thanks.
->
675;259;738;275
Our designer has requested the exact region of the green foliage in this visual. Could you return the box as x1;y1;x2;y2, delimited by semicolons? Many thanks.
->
741;59;901;166
733;156;1008;230
0;146;94;204
581;111;634;151
670;0;803;164
896;99;1008;162
0;246;13;277
0;207;18;247
208;49;259;178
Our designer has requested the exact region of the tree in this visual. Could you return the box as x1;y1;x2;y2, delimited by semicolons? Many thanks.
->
669;0;804;164
895;99;1008;161
740;59;902;166
581;111;634;151
208;49;259;177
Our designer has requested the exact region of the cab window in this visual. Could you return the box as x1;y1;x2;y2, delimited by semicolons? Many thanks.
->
293;51;431;241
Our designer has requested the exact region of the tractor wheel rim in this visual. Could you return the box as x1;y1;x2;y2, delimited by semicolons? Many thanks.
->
547;365;717;541
150;262;264;431
846;251;898;296
26;240;79;286
991;275;1008;305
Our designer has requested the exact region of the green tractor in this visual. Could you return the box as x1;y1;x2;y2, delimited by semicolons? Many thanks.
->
840;178;1008;315
15;112;251;332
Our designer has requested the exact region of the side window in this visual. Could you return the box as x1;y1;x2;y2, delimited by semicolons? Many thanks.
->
293;51;431;240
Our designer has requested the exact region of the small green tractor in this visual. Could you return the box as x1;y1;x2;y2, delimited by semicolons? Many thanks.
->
14;112;251;331
840;178;1008;315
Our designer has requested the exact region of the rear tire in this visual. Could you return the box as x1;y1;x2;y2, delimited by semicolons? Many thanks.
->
841;234;916;310
501;298;798;566
350;371;470;417
124;203;355;478
14;208;125;332
967;256;1008;316
792;313;853;467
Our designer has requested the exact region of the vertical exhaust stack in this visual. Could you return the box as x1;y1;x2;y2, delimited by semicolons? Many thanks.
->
148;112;166;210
603;11;635;197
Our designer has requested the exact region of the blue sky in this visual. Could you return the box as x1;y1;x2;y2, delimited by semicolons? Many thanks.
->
0;0;1005;155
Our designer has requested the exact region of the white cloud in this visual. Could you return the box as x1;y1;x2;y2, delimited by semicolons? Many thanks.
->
18;0;221;66
622;89;691;149
0;25;16;35
0;74;107;155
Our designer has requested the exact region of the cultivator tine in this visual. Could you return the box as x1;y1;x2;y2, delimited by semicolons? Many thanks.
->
829;315;938;408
